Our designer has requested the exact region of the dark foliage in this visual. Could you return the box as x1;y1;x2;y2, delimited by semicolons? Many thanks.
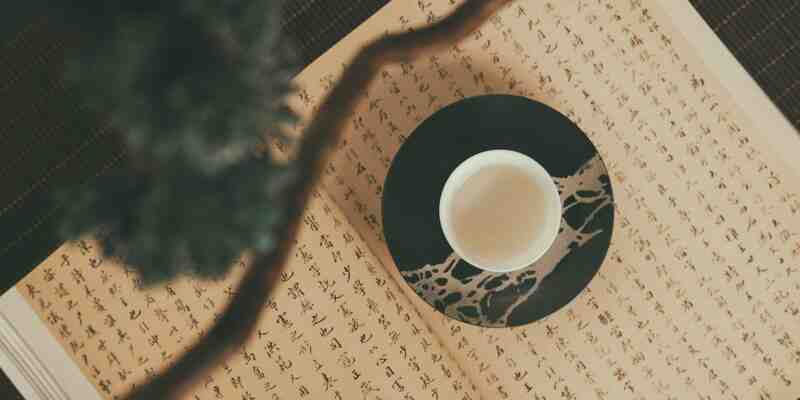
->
50;0;298;284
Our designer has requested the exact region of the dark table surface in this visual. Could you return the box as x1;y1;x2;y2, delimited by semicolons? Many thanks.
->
1;1;798;397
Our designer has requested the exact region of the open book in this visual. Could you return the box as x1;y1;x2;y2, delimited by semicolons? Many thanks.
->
2;1;799;399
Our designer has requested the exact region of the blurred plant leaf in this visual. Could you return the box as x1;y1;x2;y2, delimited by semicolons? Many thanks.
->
51;0;298;284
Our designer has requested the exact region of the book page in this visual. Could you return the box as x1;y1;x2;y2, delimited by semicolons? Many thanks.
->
14;187;478;400
290;1;800;399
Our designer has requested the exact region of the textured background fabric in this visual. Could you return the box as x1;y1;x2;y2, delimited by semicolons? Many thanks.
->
0;0;798;397
690;0;800;128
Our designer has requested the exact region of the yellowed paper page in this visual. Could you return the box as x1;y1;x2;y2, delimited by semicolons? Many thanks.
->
15;188;478;400
290;1;800;399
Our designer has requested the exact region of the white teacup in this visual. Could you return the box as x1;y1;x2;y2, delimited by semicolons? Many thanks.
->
439;150;562;273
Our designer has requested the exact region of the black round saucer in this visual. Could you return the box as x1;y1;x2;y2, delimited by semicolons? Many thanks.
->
382;95;615;327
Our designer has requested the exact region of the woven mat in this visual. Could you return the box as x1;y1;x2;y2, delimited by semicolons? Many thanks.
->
690;0;800;128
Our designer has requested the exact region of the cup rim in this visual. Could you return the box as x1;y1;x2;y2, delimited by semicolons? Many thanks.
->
439;149;562;273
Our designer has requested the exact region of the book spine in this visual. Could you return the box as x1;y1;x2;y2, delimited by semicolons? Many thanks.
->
0;288;101;400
